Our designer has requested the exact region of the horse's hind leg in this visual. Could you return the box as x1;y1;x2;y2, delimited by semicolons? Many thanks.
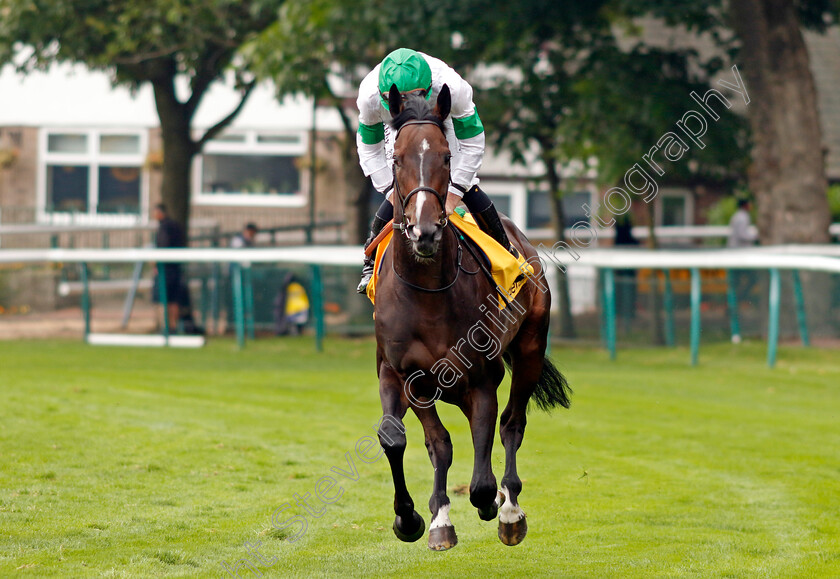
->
412;405;457;550
465;387;500;522
497;341;544;546
377;364;425;543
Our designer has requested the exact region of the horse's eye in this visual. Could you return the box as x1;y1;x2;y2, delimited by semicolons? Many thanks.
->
444;154;451;165
393;156;401;168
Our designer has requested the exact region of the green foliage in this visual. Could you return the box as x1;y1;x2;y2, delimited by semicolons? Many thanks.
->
828;184;840;222
555;43;749;185
450;0;749;192
0;0;283;86
705;195;739;226
245;0;459;102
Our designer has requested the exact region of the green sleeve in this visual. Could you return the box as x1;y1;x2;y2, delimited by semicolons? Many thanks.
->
452;110;484;140
358;122;385;145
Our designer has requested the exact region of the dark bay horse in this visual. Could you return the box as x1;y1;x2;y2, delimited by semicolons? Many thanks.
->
374;83;571;550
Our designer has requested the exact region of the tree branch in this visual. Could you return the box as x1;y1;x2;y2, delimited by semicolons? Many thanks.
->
113;45;187;66
194;80;257;150
185;47;233;117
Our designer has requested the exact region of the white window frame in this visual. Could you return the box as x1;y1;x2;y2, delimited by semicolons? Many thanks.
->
474;180;596;239
655;187;695;226
193;130;308;207
520;183;595;239
37;128;148;225
478;180;528;232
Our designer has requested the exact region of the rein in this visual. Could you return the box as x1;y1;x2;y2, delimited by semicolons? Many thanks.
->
390;227;466;293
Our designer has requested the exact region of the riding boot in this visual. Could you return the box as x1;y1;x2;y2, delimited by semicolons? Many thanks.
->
357;215;389;293
464;185;519;258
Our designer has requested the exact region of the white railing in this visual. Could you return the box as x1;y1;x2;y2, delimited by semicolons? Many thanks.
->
0;245;836;365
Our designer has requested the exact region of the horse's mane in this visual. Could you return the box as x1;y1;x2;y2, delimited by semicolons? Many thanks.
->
389;94;445;132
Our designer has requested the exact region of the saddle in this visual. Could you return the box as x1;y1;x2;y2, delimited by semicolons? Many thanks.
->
365;210;534;310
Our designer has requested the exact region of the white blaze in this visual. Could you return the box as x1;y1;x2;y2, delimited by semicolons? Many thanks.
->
415;138;431;226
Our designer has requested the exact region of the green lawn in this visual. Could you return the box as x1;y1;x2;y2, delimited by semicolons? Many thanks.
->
1;337;839;577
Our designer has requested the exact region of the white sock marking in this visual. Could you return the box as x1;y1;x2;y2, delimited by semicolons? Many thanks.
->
430;503;452;529
498;486;525;524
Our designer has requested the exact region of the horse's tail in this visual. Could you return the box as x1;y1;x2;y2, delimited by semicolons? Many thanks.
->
531;356;572;412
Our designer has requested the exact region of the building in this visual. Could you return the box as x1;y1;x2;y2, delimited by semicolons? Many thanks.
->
0;62;354;248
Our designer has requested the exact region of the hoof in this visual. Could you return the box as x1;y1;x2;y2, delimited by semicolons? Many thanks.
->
499;516;528;546
428;525;458;551
477;502;498;521
393;511;425;543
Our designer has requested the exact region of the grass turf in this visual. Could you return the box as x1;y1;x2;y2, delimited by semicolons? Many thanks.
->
1;337;839;577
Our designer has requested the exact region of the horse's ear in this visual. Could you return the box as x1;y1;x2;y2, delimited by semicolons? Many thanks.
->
388;84;403;117
435;84;451;121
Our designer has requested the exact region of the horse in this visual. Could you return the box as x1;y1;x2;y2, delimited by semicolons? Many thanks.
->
373;83;571;551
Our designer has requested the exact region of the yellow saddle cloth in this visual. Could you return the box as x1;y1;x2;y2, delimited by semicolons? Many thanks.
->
366;212;534;309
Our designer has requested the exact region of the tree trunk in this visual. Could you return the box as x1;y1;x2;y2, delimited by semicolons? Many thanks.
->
160;130;195;237
544;157;576;339
152;77;197;237
729;0;831;244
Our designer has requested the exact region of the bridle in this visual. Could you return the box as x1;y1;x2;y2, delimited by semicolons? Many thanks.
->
384;114;513;303
391;120;451;235
388;118;468;293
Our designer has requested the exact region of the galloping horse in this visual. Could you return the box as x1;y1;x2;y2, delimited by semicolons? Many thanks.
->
374;83;571;550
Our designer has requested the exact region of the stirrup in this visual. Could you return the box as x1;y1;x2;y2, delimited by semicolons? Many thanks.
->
357;257;374;294
357;272;373;294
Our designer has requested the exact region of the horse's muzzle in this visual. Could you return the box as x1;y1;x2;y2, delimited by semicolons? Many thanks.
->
410;223;444;258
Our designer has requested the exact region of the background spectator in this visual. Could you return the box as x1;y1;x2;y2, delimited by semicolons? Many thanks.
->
152;204;200;334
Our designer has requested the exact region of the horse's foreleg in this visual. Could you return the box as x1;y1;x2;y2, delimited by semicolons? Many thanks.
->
377;365;425;542
465;388;499;522
497;345;542;546
413;405;457;550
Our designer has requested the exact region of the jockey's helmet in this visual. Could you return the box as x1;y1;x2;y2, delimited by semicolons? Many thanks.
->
378;48;433;109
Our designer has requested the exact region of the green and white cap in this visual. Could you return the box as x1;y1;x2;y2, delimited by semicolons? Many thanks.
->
378;48;432;109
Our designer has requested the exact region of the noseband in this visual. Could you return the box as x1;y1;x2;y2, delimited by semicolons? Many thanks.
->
391;120;450;235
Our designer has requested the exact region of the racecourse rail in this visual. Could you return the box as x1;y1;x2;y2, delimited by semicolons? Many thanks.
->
1;245;838;367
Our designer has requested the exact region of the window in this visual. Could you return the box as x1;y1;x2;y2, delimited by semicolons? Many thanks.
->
195;131;307;207
486;193;511;217
475;181;527;230
526;190;551;230
40;130;146;222
526;190;592;230
202;155;298;195
562;191;592;227
656;188;694;226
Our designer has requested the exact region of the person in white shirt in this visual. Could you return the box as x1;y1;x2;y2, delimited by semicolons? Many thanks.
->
355;48;515;293
727;199;755;248
727;199;757;341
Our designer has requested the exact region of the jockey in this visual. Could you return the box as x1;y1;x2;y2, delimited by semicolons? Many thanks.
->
356;47;517;293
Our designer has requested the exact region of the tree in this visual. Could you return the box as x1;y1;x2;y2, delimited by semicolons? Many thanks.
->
245;0;459;243
0;0;284;232
449;0;612;338
552;40;749;343
728;0;832;244
452;1;749;338
620;0;837;244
